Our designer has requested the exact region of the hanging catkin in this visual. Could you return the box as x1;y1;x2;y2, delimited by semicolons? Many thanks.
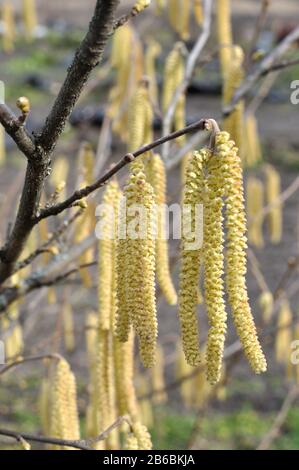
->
194;0;203;24
49;358;80;449
217;131;267;375
178;148;210;366
258;290;274;324
244;113;262;167
114;332;140;421
162;42;185;143
145;40;161;106
246;176;264;248
131;422;153;450
147;153;177;305
22;0;38;41
264;164;282;244
204;148;227;384
216;0;233;78
38;378;50;435
75;142;95;287
128;80;153;152
62;301;75;353
275;299;292;365
98;181;122;331
122;166;157;367
109;24;144;141
168;0;190;40
2;1;15;53
223;46;245;156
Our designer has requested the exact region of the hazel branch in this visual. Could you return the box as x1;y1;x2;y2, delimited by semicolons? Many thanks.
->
35;118;209;222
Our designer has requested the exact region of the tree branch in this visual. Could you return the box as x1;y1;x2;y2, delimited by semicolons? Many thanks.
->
0;103;35;158
224;25;299;116
35;119;208;221
0;415;130;450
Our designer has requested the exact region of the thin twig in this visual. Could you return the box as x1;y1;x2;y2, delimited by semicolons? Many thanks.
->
224;26;299;116
0;415;130;451
245;0;271;70
35;119;209;222
257;385;299;450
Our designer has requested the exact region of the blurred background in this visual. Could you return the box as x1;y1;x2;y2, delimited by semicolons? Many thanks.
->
0;0;299;450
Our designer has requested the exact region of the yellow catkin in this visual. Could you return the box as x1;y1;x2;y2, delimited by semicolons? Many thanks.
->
98;181;122;331
131;422;153;450
62;302;75;353
204;148;227;384
109;24;144;141
85;312;99;438
258;291;274;324
217;131;267;374
194;0;203;24
122;166;157;368
178;148;210;366
49;358;80;449
50;156;69;200
93;330;113;448
133;0;151;15
125;432;139;450
216;0;233;78
244;113;262;167
223;46;244;156
0;124;6;166
2;1;15;53
38;378;50;435
147;153;177;305
162;43;185;145
115;198;131;342
151;344;167;404
22;0;38;41
145;40;161;106
75;142;95;287
275;299;292;365
264;164;282;244
246;176;264;248
128;81;153;152
114;332;140;421
168;0;190;40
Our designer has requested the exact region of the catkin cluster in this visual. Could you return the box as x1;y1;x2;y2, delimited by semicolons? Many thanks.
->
179;130;267;383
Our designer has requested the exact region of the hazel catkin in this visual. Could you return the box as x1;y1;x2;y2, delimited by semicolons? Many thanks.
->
204;148;227;384
178;148;210;366
216;131;267;375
